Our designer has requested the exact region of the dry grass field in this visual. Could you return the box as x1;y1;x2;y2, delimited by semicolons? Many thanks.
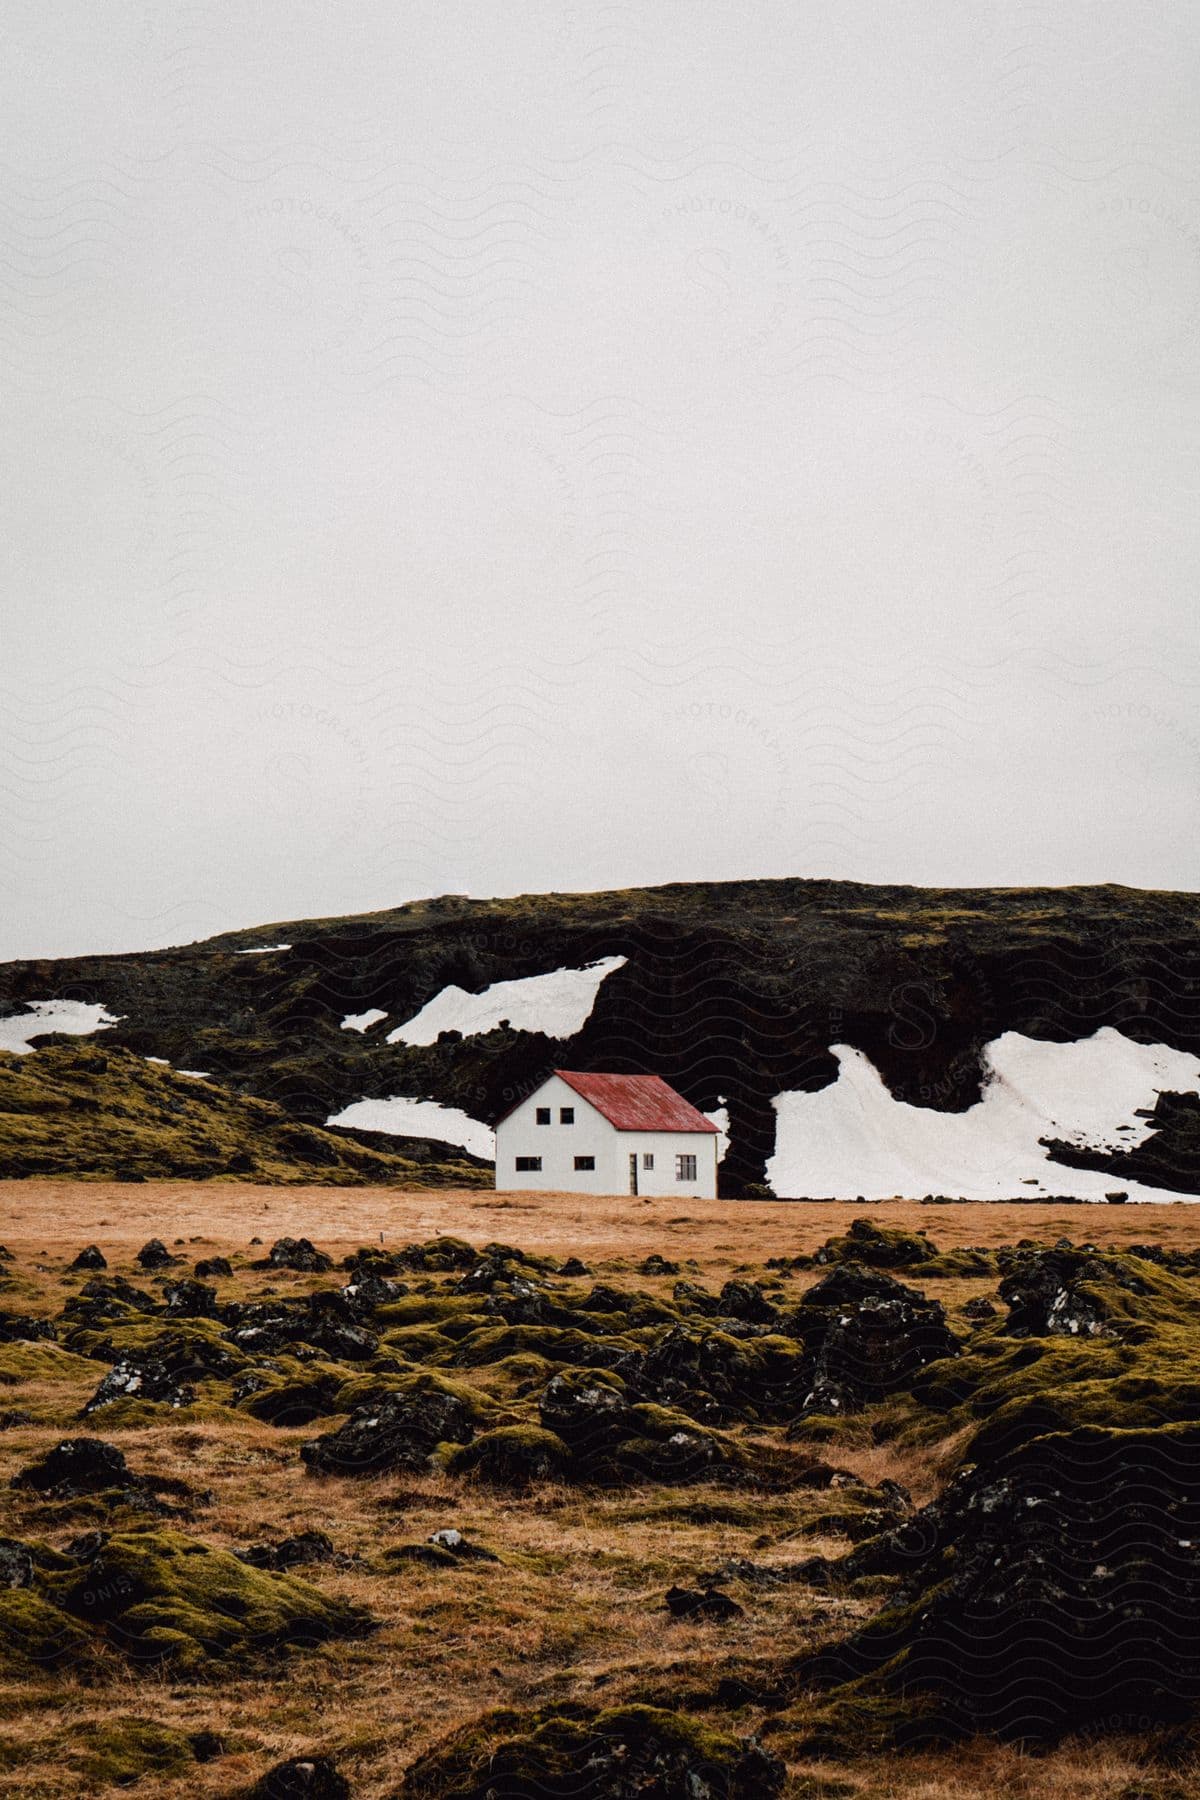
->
0;1184;1194;1799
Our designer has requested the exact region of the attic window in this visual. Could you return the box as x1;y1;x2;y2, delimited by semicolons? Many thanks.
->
560;1106;574;1124
536;1107;551;1124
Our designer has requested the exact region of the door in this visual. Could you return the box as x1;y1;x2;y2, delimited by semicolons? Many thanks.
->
629;1152;638;1195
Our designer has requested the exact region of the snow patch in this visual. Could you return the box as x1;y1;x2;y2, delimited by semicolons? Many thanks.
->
704;1097;731;1162
235;943;291;954
387;956;626;1048
341;1008;388;1033
327;1096;494;1161
768;1028;1200;1203
0;1001;122;1056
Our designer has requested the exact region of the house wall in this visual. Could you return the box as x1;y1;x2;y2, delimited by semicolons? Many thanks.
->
495;1074;718;1198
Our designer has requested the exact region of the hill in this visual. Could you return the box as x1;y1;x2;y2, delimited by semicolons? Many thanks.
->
0;1042;489;1185
2;878;1200;1190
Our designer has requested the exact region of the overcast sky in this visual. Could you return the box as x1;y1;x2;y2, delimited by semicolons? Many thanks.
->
4;3;1200;960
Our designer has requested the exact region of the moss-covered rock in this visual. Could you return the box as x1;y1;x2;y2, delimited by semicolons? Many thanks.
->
400;1702;785;1798
54;1526;374;1672
448;1425;569;1489
67;1716;198;1786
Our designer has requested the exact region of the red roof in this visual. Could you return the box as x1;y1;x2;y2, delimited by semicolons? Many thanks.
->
552;1069;718;1134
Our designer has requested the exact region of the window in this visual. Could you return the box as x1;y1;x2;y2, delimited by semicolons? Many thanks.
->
642;1152;654;1169
573;1155;595;1170
560;1106;574;1124
535;1107;551;1125
675;1153;697;1182
515;1155;542;1172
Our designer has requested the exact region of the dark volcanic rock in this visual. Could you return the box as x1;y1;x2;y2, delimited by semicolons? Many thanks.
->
538;1370;629;1448
400;1703;784;1799
301;1388;475;1477
812;1217;937;1269
790;1263;959;1418
136;1238;181;1270
249;1756;350;1800
256;1237;335;1274
240;1372;342;1428
237;1530;337;1572
162;1279;219;1318
997;1244;1134;1338
82;1357;197;1415
801;1422;1200;1742
717;1279;779;1325
962;1295;998;1321
66;1275;159;1322
0;1537;34;1587
0;1313;55;1344
70;1245;107;1271
12;1436;132;1495
665;1583;745;1621
390;1527;500;1568
447;1425;569;1489
194;1255;232;1278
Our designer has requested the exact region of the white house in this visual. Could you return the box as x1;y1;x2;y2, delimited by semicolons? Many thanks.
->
494;1069;720;1198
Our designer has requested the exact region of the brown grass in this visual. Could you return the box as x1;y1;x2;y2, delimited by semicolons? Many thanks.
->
0;1183;1195;1797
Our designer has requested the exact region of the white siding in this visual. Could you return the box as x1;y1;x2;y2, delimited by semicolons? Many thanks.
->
495;1075;718;1198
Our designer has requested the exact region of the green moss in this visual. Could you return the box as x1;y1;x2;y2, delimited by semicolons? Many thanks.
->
0;1043;489;1187
0;1341;94;1385
447;1425;570;1488
66;1716;196;1785
0;1589;95;1673
401;1702;784;1799
51;1526;375;1673
450;1324;639;1369
335;1367;496;1425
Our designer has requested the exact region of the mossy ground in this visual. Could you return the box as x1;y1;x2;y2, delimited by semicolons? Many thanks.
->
0;1046;487;1187
0;1191;1195;1796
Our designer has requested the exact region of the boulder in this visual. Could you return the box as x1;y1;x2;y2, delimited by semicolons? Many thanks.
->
82;1356;197;1415
70;1246;107;1271
0;1539;33;1588
136;1239;181;1271
301;1388;475;1477
790;1263;959;1417
249;1756;350;1800
800;1422;1200;1742
665;1584;745;1621
58;1527;374;1672
716;1280;779;1326
997;1245;1132;1338
194;1256;232;1279
811;1218;937;1269
12;1436;131;1495
0;1314;55;1344
255;1237;335;1274
447;1425;569;1489
399;1703;784;1799
162;1279;219;1318
237;1530;337;1573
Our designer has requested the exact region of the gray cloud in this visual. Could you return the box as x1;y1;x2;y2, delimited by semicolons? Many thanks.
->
3;2;1199;957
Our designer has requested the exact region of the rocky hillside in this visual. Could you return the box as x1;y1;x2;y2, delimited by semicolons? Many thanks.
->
0;1044;489;1186
2;879;1200;1191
